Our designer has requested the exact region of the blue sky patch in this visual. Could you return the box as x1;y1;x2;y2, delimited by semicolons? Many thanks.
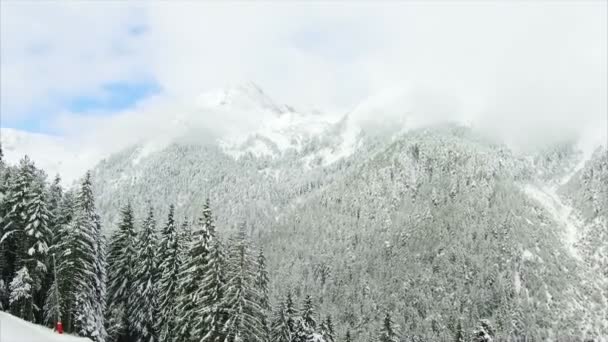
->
66;80;161;113
1;80;161;134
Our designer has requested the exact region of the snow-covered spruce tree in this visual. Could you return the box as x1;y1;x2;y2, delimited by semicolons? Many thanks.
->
9;266;34;320
1;157;36;285
131;206;159;342
47;175;63;229
40;174;63;322
378;313;398;342
52;189;77;331
68;171;107;341
256;248;271;342
107;202;138;342
320;315;335;342
201;237;227;342
472;319;494;342
178;217;191;256
295;295;316;342
270;299;292;342
157;205;182;342
24;181;53;323
285;292;298;337
24;182;52;279
43;274;62;326
173;203;214;342
221;223;265;342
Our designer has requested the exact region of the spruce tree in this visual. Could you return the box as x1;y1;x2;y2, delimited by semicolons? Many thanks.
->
295;295;316;342
107;203;138;342
131;206;159;342
43;274;62;326
201;237;226;342
174;203;213;341
472;319;494;342
222;223;264;342
68;171;107;341
157;205;182;342
178;217;191;256
9;266;34;321
321;315;335;342
47;175;63;230
24;181;53;324
285;291;298;338
24;182;52;278
41;174;62;322
1;157;36;283
378;313;398;342
53;190;77;331
256;249;271;342
271;299;292;342
301;295;316;330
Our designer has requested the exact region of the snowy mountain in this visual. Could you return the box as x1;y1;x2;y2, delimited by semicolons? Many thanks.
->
88;117;607;339
0;311;91;342
3;84;606;339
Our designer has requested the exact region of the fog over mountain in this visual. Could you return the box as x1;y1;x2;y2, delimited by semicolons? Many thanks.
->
1;2;606;342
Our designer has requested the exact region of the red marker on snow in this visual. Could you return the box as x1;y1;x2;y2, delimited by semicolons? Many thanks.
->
56;321;64;334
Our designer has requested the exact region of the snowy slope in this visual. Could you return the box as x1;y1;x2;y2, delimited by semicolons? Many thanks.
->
0;312;91;342
523;184;582;260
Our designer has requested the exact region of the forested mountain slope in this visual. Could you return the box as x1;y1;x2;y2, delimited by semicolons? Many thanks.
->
89;120;608;340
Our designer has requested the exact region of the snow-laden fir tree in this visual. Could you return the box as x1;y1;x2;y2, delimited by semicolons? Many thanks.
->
295;295;316;342
285;292;297;331
24;181;53;324
52;189;77;331
131;206;159;342
256;248;271;342
9;266;34;321
201;237;227;342
221;223;265;342
24;181;52;279
47;175;63;229
107;202;138;342
41;174;63;317
270;298;292;342
178;217;191;256
1;157;36;284
156;205;182;342
378;313;398;342
173;203;214;342
320;315;335;342
43;272;62;326
67;171;107;341
472;319;494;342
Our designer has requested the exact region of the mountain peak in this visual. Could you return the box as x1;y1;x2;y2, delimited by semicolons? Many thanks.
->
196;81;284;114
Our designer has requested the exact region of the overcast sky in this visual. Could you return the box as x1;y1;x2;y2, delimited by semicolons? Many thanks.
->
1;1;606;152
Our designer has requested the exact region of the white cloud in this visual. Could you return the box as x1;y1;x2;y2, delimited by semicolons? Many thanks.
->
1;1;606;156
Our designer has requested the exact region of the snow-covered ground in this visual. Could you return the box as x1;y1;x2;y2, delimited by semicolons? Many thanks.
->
0;311;91;342
523;184;582;260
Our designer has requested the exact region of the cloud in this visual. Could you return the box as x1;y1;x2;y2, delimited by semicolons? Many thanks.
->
0;1;149;127
1;1;606;154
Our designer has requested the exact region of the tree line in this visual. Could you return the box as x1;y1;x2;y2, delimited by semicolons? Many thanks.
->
0;149;500;342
